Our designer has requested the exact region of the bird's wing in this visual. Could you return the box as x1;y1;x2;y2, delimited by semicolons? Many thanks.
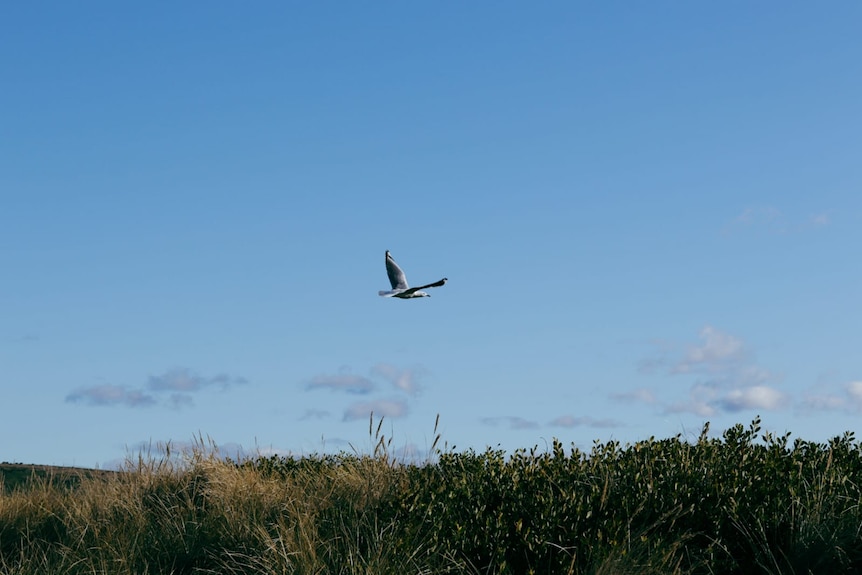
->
399;278;448;296
385;251;409;289
414;277;448;290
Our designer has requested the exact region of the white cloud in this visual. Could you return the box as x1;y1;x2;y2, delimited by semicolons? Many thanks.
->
638;326;782;417
726;205;831;235
810;212;830;227
660;382;789;416
549;415;620;428
732;206;783;229
663;384;718;417
803;381;862;414
67;368;247;409
148;368;247;392
371;363;424;395
846;381;862;403
342;399;408;421
480;416;539;430
300;408;331;420
65;384;157;408
610;388;657;405
306;374;374;394
717;386;789;412
801;394;847;412
672;325;747;374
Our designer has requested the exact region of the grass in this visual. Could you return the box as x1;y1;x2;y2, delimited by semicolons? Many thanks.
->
1;416;861;574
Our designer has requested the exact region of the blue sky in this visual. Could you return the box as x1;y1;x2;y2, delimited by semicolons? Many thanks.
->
2;3;861;468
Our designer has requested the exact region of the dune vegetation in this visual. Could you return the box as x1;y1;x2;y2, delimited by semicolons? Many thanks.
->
2;416;861;574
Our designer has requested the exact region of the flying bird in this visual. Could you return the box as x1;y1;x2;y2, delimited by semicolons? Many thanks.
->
378;250;447;299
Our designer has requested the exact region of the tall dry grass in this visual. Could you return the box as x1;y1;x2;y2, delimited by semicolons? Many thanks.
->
1;437;428;574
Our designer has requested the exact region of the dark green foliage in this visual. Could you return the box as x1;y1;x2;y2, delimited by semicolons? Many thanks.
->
398;418;862;574
2;418;862;574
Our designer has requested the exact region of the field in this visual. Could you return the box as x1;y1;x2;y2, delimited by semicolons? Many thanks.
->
2;417;861;574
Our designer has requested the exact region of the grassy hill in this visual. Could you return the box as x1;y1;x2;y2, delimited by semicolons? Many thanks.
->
0;463;114;493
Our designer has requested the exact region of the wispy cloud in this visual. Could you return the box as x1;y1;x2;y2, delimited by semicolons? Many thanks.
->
342;399;408;421
716;385;789;412
610;388;657;405
300;408;331;420
66;368;248;409
661;383;789;417
639;326;786;416
663;383;719;417
801;381;862;414
480;416;539;430
549;415;621;428
148;368;247;392
167;394;194;410
672;325;747;375
810;212;830;227
647;325;776;387
306;364;425;396
725;206;831;235
304;363;427;425
733;206;783;228
371;363;424;395
306;374;374;394
801;394;847;412
66;384;157;408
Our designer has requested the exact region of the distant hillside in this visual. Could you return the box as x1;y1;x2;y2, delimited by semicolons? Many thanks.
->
0;463;114;493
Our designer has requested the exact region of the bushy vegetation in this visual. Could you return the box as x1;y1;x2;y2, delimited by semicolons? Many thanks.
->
2;417;861;574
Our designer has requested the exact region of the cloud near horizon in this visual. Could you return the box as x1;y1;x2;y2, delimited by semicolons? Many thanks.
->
717;386;789;412
304;363;428;424
66;384;157;408
66;368;248;409
636;326;787;417
371;363;424;395
480;416;540;430
306;373;375;394
801;381;862;414
148;368;247;392
342;399;408;421
549;415;621;428
672;325;748;375
300;408;331;420
305;363;425;396
610;388;657;405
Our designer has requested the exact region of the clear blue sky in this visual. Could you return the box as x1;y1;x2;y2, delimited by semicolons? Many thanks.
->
3;3;861;468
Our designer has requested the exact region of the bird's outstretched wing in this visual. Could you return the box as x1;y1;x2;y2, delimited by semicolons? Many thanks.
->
385;250;409;290
416;277;447;290
399;278;448;297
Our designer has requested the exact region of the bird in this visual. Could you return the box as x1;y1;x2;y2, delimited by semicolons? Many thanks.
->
378;250;447;299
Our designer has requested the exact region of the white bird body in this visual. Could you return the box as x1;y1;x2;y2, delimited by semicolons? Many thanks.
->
378;250;447;299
